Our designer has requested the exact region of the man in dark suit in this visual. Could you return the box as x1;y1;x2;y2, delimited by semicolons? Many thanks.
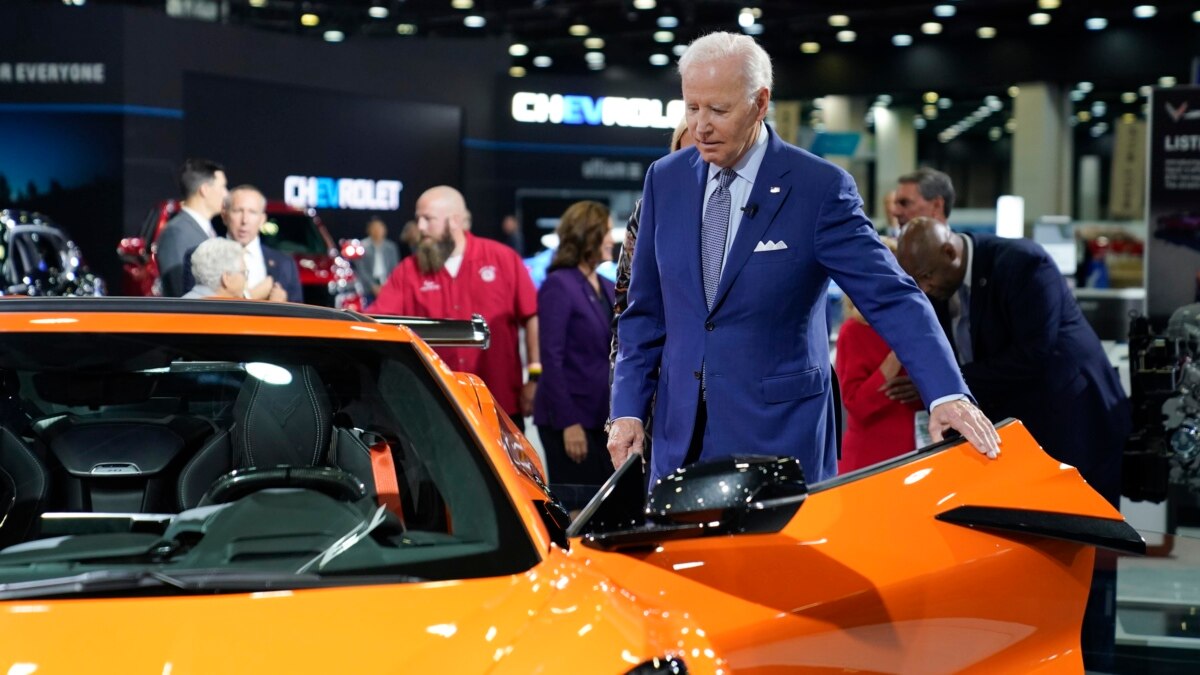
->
354;216;401;303
157;158;227;297
608;32;1000;487
897;217;1129;506
183;185;298;303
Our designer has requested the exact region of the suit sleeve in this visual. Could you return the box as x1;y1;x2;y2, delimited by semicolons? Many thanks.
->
610;163;665;421
835;321;900;425
279;253;303;303
960;252;1063;396
156;226;186;297
536;275;590;428
812;170;969;407
181;245;198;294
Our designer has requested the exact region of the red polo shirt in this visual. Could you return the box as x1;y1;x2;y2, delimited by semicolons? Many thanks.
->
367;233;537;415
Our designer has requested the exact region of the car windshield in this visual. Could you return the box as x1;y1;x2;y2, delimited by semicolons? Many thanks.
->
259;212;329;256
0;331;538;597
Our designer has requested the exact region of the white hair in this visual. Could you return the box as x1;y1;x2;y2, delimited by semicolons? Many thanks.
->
189;238;244;289
677;32;773;101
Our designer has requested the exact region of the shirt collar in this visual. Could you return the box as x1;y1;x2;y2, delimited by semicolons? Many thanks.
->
180;206;214;236
707;121;769;186
241;235;263;258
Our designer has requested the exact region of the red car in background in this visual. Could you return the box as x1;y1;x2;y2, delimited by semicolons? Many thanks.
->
118;200;365;309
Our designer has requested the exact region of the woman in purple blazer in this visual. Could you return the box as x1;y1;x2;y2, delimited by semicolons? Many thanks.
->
534;201;616;512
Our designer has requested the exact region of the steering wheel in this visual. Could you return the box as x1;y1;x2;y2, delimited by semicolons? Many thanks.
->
198;465;367;506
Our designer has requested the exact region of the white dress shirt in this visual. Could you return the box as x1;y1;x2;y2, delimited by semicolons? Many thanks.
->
241;236;268;288
701;121;769;270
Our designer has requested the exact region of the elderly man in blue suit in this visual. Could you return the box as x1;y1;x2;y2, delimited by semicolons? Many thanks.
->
608;32;1000;487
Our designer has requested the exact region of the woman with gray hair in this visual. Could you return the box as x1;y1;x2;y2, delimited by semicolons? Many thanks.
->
182;238;248;299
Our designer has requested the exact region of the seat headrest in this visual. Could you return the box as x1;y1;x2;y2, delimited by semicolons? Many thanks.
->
232;365;331;469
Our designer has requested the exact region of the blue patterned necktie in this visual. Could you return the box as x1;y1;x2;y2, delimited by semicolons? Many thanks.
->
701;167;737;310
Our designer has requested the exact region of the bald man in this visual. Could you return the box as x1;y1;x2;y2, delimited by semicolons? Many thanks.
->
896;217;1129;506
367;186;540;429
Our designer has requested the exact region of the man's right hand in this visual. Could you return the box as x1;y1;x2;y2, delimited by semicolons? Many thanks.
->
606;418;645;468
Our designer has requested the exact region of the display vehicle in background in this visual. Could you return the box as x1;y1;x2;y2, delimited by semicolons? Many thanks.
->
117;200;363;309
0;209;105;297
0;298;1142;672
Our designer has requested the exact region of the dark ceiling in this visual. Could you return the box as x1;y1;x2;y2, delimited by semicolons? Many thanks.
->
40;1;1200;141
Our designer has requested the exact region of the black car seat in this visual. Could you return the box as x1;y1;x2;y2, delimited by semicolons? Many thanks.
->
177;365;336;509
0;428;50;550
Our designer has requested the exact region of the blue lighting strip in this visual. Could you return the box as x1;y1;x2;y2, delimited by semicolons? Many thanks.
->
463;138;667;158
0;103;184;119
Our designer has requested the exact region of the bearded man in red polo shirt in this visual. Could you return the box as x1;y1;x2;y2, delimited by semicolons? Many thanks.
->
367;186;540;429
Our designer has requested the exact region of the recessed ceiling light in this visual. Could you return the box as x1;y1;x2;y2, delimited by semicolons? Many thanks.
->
837;30;856;43
989;127;1002;141
588;62;605;71
1086;17;1107;30
921;22;942;35
923;91;939;103
933;5;956;18
1029;13;1051;26
657;16;679;29
632;0;656;10
1008;85;1020;97
1133;5;1157;19
509;66;526;78
451;0;474;9
584;37;605;49
876;94;893;105
1194;10;1200;23
1092;101;1107;117
533;55;552;68
987;98;1003;111
1077;81;1094;92
923;105;938;119
1160;75;1177;87
585;51;605;64
396;23;417;35
1038;0;1060;9
1121;113;1137;123
892;34;913;47
914;118;927;130
463;15;485;28
1005;119;1017;132
1121;92;1138;103
323;30;344;42
1139;85;1152;96
654;30;674;43
673;44;687;56
828;15;850;27
368;5;388;19
937;98;952;109
300;13;319;27
1077;110;1092;122
649;53;670;66
738;9;756;28
569;24;589;36
977;26;997;39
800;42;820;54
509;43;529;56
1070;89;1087;102
744;23;764;35
249;0;267;7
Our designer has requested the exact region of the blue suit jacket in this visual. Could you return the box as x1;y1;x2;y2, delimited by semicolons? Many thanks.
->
183;241;304;303
611;126;968;486
533;267;616;430
957;233;1129;502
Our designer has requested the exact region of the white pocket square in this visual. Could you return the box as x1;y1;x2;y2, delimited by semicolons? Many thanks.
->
754;240;788;252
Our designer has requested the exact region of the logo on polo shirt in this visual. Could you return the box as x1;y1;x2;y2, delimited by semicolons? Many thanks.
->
479;266;497;283
420;280;441;292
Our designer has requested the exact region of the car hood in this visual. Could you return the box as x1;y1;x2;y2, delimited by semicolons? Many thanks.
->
0;552;720;673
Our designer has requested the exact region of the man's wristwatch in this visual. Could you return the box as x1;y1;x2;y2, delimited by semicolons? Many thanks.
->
526;362;542;382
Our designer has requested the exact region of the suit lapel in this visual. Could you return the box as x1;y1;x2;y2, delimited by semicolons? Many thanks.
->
967;233;991;349
574;268;610;329
682;153;708;309
710;128;792;313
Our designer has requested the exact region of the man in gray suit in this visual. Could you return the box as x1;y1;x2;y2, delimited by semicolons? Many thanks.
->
354;216;401;303
157;158;228;297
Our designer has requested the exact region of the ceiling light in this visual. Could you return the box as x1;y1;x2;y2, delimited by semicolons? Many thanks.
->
584;37;605;49
585;51;605;64
934;5;956;18
1008;85;1020;97
1070;90;1086;102
509;43;529;56
800;42;820;54
1121;113;1137;123
1133;5;1157;19
921;22;942;34
533;55;552;68
1077;110;1092;122
588;62;605;71
509;66;526;78
892;34;913;47
744;23;764;35
249;0;267;7
649;53;670;66
751;8;762;19
1085;17;1107;30
923;105;938;119
937;98;952;109
396;23;417;35
828;15;850;27
569;24;589;36
1029;13;1051;26
1194;10;1200;23
1005;119;1016;133
300;13;319;27
837;30;856;43
876;95;893;105
657;16;679;29
1139;85;1152;96
1160;75;1177;87
654;30;674;43
1092;101;1107;117
1038;0;1060;9
989;127;1002;141
368;5;388;19
463;15;486;28
923;91;938;103
914;118;927;130
323;30;344;42
451;0;474;9
632;0;656;10
1077;81;1094;92
1121;92;1138;104
739;10;755;28
977;26;997;39
1090;124;1108;138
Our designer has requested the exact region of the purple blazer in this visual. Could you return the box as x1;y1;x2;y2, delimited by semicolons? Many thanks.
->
534;267;617;430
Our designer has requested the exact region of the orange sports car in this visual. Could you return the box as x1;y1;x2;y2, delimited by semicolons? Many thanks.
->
0;298;1141;673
